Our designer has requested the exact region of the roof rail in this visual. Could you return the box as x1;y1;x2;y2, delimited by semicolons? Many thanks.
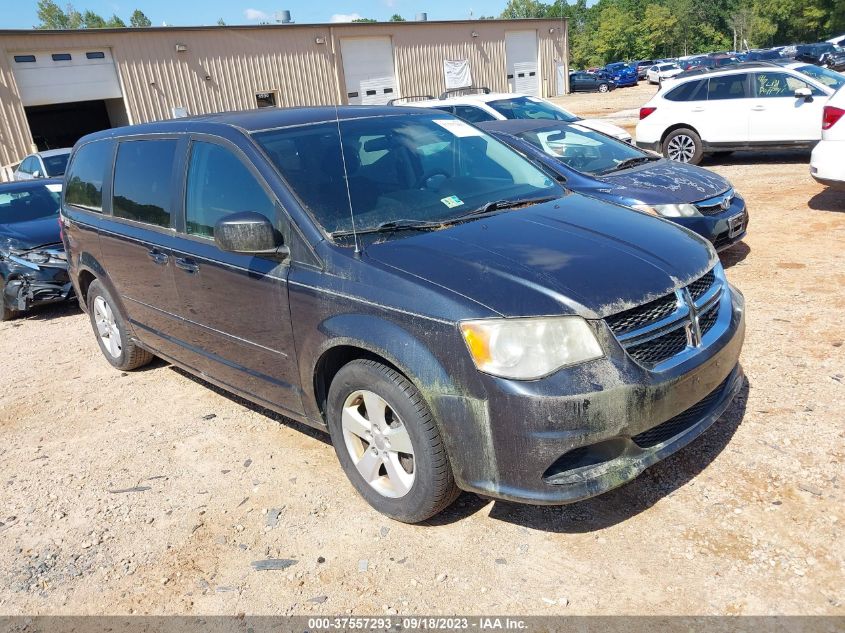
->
437;86;491;100
387;94;435;105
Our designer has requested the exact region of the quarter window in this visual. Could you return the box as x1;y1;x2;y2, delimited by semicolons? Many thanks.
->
65;141;113;212
665;79;707;102
112;140;177;227
185;141;276;238
707;74;749;100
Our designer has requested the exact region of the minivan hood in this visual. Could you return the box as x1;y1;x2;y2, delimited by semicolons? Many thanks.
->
593;159;731;204
0;216;61;251
366;194;715;319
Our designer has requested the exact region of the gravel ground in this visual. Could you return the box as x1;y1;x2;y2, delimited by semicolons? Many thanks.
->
1;83;843;616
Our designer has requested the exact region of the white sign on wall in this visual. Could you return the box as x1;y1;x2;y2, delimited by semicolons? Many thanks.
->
443;59;473;90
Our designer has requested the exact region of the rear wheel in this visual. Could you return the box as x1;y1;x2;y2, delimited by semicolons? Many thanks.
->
663;128;703;165
86;279;153;371
327;359;460;523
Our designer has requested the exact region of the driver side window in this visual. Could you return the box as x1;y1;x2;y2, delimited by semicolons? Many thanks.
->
185;141;277;239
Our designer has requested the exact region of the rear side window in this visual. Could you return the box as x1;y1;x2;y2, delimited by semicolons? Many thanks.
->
65;141;113;212
665;79;707;102
707;74;749;100
185;141;276;238
452;105;496;123
112;140;177;227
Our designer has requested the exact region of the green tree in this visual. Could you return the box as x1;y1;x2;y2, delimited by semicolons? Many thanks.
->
352;17;378;22
81;9;106;27
105;13;126;27
130;9;152;27
500;0;547;18
35;0;70;28
217;17;226;25
389;13;406;21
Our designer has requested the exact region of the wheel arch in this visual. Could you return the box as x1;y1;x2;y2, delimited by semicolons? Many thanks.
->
660;123;702;146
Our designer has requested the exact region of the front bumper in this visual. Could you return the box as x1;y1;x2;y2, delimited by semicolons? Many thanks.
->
674;197;749;252
2;266;74;313
433;283;746;505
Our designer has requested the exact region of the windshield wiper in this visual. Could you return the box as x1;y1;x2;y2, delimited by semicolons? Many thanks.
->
455;195;559;221
331;218;444;238
602;156;660;174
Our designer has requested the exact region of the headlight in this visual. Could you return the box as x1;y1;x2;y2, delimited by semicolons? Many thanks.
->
459;316;603;380
18;251;50;264
632;203;700;218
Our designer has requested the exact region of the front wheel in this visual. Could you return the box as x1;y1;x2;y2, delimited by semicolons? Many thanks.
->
598;83;609;93
327;359;460;523
86;279;154;371
663;128;703;164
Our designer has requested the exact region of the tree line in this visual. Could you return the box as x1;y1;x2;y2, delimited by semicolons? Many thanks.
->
35;0;152;28
500;0;845;68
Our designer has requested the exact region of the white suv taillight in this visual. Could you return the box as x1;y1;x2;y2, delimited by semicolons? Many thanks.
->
640;107;656;120
822;106;844;130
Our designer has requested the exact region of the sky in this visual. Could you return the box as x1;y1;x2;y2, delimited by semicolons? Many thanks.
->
3;0;507;29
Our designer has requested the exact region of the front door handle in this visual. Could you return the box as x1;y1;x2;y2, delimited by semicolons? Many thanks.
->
691;107;705;112
147;249;169;265
174;257;200;274
751;105;766;111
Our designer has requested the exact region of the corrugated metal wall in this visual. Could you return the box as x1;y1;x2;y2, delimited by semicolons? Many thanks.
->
0;19;568;169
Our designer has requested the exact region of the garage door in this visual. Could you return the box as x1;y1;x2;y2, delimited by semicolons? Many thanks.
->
505;31;539;95
10;49;122;107
340;37;399;105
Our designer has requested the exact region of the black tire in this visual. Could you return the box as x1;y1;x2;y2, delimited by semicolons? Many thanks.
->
662;127;704;165
326;359;460;523
0;278;16;322
86;279;154;371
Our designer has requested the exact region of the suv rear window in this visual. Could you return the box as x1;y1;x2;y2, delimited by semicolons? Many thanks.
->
112;140;177;227
665;79;707;101
65;141;113;212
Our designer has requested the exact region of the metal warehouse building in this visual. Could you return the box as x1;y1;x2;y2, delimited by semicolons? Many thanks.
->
0;18;569;174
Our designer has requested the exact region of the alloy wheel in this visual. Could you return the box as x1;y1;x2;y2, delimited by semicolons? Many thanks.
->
667;134;696;163
341;389;415;498
93;296;122;358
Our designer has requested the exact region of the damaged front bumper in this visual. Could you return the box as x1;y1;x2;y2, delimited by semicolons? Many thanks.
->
432;284;746;505
1;252;74;314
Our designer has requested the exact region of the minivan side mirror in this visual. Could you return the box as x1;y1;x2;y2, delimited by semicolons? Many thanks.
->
794;87;813;100
214;212;288;258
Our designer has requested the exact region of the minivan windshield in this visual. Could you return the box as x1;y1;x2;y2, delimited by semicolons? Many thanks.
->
0;183;61;223
253;113;562;235
513;123;653;175
486;96;579;122
794;64;845;90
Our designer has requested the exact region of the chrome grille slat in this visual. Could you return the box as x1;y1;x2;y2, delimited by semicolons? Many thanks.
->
605;267;725;370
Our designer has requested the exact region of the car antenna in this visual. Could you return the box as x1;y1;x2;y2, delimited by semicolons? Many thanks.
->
333;99;361;255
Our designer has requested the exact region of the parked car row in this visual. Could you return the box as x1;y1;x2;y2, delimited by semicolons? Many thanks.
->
0;101;743;522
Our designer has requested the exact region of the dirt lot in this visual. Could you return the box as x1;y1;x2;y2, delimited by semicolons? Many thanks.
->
1;83;844;616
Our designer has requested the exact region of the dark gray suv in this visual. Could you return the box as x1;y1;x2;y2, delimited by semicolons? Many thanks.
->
61;107;745;522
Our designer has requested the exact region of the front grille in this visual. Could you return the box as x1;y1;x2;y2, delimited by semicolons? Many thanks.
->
605;294;678;334
626;327;688;365
632;375;731;448
605;267;722;369
687;269;716;302
695;189;734;216
698;302;719;336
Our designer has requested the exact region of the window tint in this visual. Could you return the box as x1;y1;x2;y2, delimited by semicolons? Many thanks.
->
65;141;113;212
665;79;707;102
43;153;70;177
112;140;177;227
185;141;276;238
707;74;749;100
755;72;825;97
452;105;496;123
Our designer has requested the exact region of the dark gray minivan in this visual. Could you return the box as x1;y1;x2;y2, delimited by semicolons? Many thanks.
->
61;107;745;522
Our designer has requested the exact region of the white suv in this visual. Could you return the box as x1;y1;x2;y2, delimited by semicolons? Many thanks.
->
636;64;836;164
396;90;632;143
810;85;845;189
